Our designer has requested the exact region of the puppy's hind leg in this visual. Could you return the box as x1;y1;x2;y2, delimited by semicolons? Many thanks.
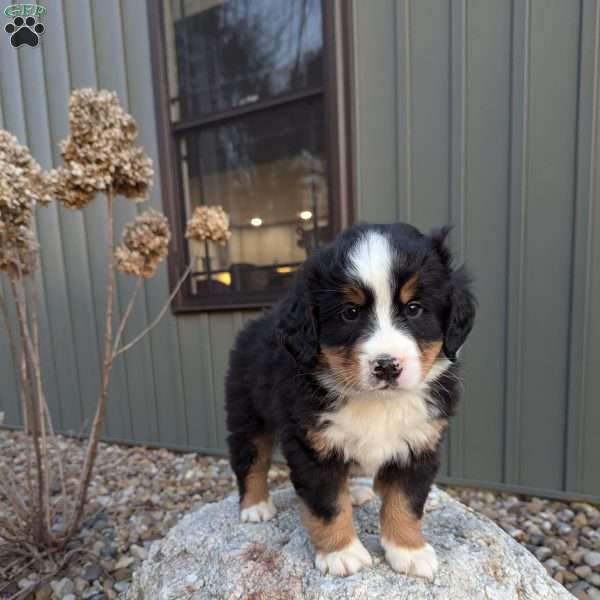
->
228;431;276;523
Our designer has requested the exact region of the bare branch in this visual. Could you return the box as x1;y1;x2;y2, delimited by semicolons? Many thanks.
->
64;189;116;539
113;263;192;359
112;276;142;355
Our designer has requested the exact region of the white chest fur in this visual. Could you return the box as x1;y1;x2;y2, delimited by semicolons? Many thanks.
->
318;390;441;475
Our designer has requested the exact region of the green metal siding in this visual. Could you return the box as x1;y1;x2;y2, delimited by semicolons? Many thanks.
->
0;0;599;501
352;0;600;499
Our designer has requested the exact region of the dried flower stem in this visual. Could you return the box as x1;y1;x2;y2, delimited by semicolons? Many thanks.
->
7;274;49;544
113;262;192;359
111;277;142;354
64;189;115;539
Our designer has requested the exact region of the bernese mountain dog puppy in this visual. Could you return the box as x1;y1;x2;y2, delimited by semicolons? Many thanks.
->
225;223;475;579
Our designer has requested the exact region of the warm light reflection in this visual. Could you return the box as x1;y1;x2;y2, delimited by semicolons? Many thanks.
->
276;266;297;274
213;272;232;285
299;210;313;221
250;217;263;227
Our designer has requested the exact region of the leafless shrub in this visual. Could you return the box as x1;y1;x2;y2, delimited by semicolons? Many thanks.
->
0;89;231;591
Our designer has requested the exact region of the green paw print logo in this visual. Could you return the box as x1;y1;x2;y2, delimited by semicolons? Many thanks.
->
3;3;46;48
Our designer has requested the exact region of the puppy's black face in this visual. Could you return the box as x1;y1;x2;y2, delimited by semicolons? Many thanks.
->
278;224;475;395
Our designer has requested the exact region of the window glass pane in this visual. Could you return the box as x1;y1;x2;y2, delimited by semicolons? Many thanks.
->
166;0;323;121
180;99;331;297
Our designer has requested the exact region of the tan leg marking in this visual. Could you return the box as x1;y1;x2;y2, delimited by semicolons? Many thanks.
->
241;435;273;509
301;488;356;554
375;480;424;549
375;478;438;579
302;486;372;576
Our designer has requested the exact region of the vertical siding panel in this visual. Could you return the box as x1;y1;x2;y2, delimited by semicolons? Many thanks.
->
42;0;103;434
351;0;397;222
460;0;511;483
447;0;467;479
580;0;600;497
504;0;530;486
395;0;412;223
0;33;62;429
90;0;160;444
407;0;451;230
517;0;579;490
0;94;20;426
62;0;131;440
177;315;217;451
121;0;187;448
566;0;599;494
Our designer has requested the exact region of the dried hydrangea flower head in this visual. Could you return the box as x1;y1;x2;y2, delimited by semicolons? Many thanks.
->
115;209;171;279
51;89;154;209
185;205;232;246
0;131;51;277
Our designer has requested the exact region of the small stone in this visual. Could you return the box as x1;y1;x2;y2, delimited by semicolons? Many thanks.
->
576;566;594;578
113;568;132;582
575;513;589;527
543;558;562;573
63;595;76;600
130;544;148;560
114;581;129;593
535;546;553;561
528;499;545;514
113;555;135;570
572;591;591;600
82;563;103;582
590;574;600;586
589;588;600;600
35;584;53;600
585;552;600;569
563;571;579;583
51;578;75;598
556;523;572;535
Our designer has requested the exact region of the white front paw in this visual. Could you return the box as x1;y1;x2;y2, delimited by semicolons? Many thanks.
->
240;498;276;523
315;538;373;576
382;539;438;580
349;484;375;506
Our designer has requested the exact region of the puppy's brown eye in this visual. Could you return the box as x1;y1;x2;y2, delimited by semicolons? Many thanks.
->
341;305;360;322
405;301;423;319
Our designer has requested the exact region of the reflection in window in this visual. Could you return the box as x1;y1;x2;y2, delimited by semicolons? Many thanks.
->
169;0;323;121
164;0;332;300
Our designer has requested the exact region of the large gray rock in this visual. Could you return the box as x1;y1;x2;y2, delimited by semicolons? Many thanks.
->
127;482;573;599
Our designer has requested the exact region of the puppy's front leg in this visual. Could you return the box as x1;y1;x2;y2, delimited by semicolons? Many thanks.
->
375;456;439;580
284;439;372;576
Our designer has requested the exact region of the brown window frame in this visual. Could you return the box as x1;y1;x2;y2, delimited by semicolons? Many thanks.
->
147;0;355;313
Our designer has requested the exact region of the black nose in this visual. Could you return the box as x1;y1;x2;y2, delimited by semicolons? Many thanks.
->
373;355;401;382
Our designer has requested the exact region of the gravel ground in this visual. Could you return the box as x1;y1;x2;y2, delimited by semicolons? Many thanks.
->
1;428;599;599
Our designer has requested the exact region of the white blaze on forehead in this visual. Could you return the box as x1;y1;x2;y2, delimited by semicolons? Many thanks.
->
348;230;421;389
348;230;394;326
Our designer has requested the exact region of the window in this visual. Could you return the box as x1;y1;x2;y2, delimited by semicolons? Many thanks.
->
148;0;353;311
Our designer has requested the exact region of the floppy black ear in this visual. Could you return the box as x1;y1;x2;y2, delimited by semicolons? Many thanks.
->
443;267;476;361
275;272;320;368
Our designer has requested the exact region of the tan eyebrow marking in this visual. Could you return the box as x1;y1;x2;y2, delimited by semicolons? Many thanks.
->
342;285;366;306
399;273;419;304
